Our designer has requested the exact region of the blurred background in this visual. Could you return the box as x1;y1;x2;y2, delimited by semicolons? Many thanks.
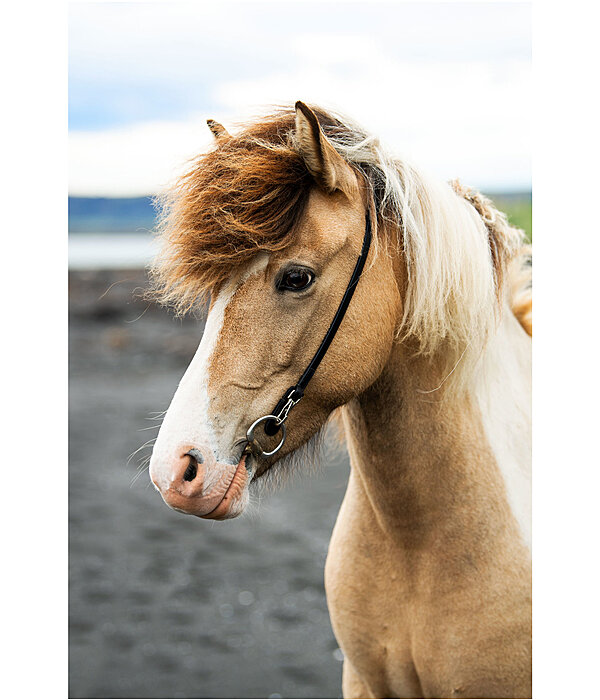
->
68;2;531;698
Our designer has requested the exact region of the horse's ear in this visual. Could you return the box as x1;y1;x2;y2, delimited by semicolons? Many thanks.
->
207;119;231;143
294;101;357;196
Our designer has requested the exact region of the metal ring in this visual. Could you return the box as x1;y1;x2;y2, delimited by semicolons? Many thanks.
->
246;415;286;457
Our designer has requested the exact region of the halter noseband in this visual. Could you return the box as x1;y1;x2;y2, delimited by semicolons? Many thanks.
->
245;209;373;458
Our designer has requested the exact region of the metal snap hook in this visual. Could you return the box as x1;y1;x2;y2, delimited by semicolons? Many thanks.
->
246;415;287;457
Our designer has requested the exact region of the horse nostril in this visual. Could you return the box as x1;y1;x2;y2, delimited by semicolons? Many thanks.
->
183;449;204;482
183;458;197;482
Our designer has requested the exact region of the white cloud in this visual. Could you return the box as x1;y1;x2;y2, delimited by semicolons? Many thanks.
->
69;3;530;195
69;117;215;197
212;32;530;189
70;52;530;195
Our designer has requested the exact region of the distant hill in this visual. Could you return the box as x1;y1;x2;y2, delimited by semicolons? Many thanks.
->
69;191;532;241
68;197;157;233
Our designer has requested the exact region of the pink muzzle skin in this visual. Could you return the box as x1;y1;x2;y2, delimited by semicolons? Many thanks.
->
150;449;249;520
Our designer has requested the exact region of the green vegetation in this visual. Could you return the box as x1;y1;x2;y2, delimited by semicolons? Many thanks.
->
486;192;532;242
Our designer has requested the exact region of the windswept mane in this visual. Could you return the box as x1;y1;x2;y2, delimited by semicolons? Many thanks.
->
150;105;530;388
151;110;323;314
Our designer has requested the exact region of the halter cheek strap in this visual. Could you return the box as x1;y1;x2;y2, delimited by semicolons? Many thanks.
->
245;209;373;456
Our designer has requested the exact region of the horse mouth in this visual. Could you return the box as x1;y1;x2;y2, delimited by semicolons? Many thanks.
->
239;447;273;484
200;455;250;520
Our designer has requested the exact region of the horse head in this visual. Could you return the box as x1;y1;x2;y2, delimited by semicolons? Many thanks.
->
148;102;401;519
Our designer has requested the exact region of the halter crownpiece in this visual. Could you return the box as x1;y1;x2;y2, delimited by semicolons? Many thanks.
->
245;209;373;457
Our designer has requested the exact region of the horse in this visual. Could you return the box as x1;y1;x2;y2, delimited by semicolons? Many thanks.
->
148;102;532;699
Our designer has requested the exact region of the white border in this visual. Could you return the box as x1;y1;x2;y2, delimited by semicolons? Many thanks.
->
533;0;600;696
3;1;67;698
4;1;600;698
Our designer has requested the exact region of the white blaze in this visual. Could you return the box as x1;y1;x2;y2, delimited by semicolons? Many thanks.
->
150;255;270;485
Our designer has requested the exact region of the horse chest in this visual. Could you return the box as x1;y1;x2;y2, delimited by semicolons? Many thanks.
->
325;483;421;697
324;474;532;698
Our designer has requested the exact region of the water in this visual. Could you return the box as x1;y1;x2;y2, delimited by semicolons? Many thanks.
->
69;233;158;269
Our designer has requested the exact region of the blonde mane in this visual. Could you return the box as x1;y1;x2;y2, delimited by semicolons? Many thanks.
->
319;118;530;390
150;105;530;390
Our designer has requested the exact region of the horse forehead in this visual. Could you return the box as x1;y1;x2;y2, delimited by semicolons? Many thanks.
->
296;188;364;255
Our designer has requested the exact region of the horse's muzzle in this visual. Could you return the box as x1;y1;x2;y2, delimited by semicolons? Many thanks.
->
149;445;249;520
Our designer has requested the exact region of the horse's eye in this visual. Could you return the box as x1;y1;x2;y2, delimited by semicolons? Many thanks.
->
276;267;315;292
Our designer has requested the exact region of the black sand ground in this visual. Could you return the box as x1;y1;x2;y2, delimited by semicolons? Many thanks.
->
69;269;350;699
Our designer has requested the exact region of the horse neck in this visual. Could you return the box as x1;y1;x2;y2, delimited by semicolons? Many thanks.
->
340;303;532;556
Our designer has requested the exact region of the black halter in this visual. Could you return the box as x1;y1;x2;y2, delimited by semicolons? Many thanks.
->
245;209;372;457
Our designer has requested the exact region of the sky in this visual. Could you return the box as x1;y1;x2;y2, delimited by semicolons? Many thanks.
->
69;1;531;196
